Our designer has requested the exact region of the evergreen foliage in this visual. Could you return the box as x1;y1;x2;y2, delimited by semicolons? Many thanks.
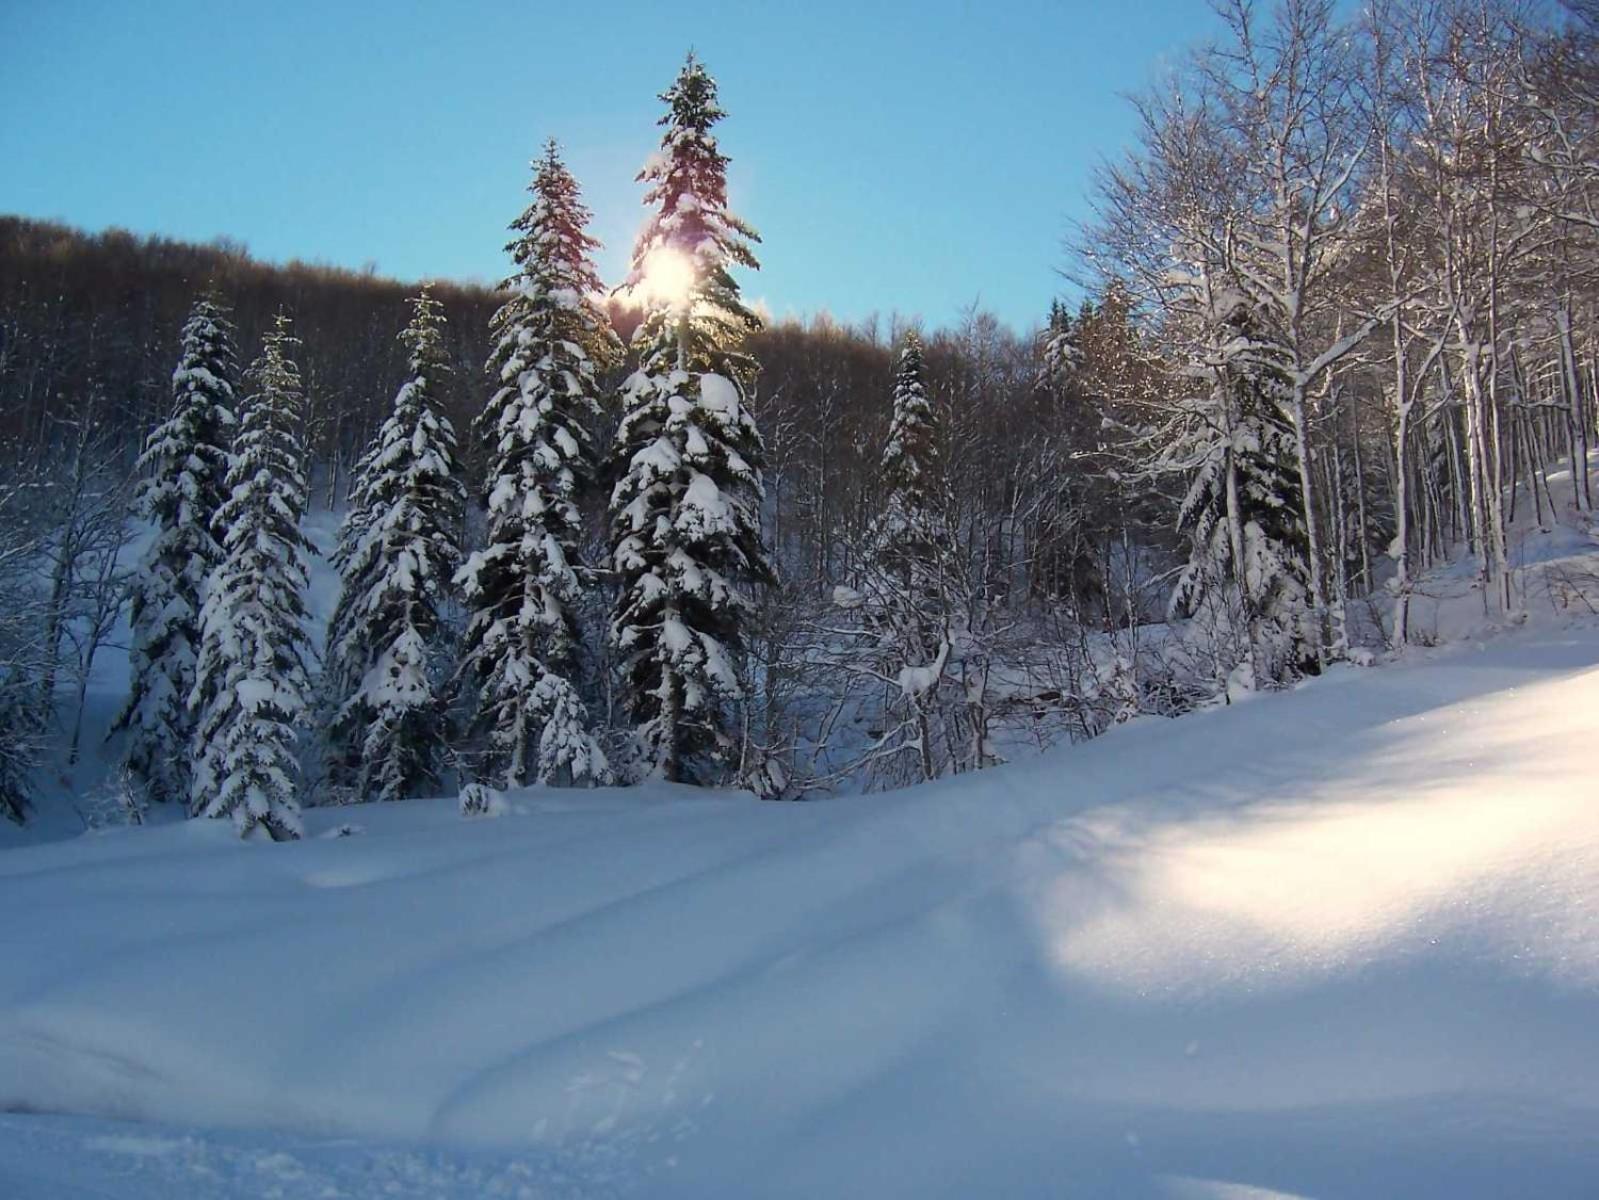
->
457;142;615;788
1038;299;1084;389
863;333;955;680
190;312;313;840
872;333;946;592
1168;298;1314;686
113;294;237;806
609;53;774;784
851;334;963;786
0;681;39;824
326;288;465;802
624;52;763;384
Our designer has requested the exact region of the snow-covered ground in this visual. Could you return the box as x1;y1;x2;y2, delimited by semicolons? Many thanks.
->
7;460;1599;1197
4;614;1599;1197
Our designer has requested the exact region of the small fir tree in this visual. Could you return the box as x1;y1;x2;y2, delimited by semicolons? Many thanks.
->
190;312;314;840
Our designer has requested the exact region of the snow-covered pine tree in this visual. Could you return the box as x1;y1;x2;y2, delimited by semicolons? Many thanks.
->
326;287;465;802
868;332;952;669
1168;295;1314;690
189;311;314;840
0;684;39;825
1037;298;1084;390
609;53;775;785
0;448;55;824
112;294;237;806
873;333;944;588
456;141;615;788
857;333;960;785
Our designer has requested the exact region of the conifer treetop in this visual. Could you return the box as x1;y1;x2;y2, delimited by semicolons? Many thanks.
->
400;285;449;377
626;52;762;372
1038;299;1084;388
219;311;312;540
493;140;617;374
140;294;237;538
880;332;941;518
168;293;238;406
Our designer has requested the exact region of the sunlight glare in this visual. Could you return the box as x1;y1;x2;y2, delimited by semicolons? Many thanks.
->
636;245;696;308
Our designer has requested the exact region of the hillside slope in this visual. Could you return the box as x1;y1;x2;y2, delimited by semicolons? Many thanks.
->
2;620;1597;1198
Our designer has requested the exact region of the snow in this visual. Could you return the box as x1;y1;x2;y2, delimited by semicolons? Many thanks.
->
696;372;740;417
4;617;1599;1195
0;1112;617;1200
8;434;1599;1194
831;584;864;609
896;638;949;697
676;471;736;538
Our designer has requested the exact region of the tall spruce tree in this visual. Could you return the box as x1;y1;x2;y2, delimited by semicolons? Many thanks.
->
872;333;946;600
112;295;237;805
0;685;38;825
0;496;44;823
855;334;959;785
1168;297;1314;688
190;312;313;840
609;52;774;784
457;142;615;788
326;288;465;802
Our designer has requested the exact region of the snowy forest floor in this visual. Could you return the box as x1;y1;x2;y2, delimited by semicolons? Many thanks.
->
3;466;1599;1197
4;626;1599;1195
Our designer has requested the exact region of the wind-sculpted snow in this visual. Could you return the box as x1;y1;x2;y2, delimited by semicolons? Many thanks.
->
3;631;1598;1197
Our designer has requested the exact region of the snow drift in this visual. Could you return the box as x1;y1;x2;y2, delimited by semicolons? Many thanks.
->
3;625;1598;1197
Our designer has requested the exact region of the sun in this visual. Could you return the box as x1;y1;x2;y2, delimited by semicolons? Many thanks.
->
635;245;696;308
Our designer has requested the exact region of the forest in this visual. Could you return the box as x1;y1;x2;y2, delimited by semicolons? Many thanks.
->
2;0;1597;836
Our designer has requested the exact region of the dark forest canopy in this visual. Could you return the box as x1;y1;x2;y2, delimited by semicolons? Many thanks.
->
0;215;501;478
0;213;1120;609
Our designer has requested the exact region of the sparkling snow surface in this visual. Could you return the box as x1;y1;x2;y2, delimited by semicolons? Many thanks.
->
3;623;1599;1197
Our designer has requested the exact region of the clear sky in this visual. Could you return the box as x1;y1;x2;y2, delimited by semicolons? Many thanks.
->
0;0;1218;334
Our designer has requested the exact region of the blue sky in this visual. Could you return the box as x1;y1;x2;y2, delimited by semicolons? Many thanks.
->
1;0;1217;333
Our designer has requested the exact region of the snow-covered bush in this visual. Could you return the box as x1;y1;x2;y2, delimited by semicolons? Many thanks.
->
458;782;507;818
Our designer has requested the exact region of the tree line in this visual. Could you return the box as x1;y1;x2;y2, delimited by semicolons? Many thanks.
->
3;1;1598;832
1080;0;1599;679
